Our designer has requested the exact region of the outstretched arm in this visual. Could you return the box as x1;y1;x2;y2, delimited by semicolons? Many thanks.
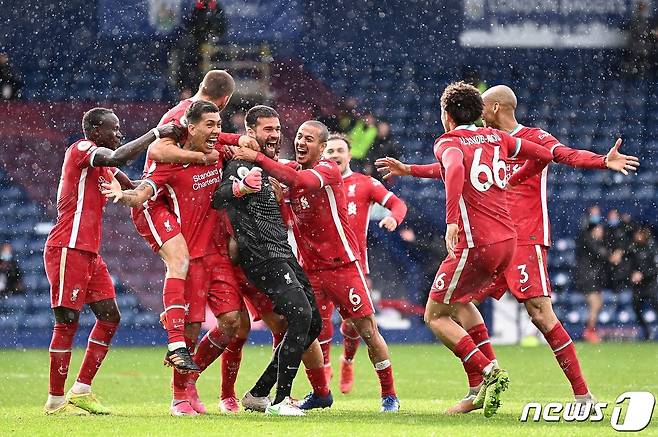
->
554;138;639;175
375;157;443;180
91;123;180;168
231;147;325;191
148;138;219;165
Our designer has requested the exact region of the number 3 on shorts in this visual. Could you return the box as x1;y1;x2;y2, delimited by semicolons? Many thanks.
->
349;287;361;306
517;264;529;284
434;272;447;290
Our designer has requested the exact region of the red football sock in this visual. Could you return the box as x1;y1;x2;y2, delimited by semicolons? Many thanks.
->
76;320;118;385
544;322;589;396
454;335;491;376
374;360;396;397
173;336;197;399
193;326;230;373
272;331;284;350
318;316;334;367
221;336;246;399
465;323;495;387
163;278;186;347
340;320;361;362
305;366;330;397
49;322;78;396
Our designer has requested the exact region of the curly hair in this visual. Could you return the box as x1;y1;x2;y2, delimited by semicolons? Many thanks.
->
440;81;483;126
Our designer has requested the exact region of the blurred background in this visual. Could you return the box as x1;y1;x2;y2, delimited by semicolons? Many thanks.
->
0;0;657;348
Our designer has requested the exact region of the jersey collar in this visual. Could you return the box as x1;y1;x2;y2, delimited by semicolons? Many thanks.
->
454;124;478;131
342;166;353;178
508;124;524;136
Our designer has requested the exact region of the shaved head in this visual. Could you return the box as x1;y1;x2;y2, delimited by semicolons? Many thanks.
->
482;85;517;109
481;85;519;130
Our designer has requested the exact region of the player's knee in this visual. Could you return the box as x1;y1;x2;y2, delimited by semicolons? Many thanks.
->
219;311;241;337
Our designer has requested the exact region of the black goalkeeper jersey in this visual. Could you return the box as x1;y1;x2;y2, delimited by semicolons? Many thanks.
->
212;159;294;268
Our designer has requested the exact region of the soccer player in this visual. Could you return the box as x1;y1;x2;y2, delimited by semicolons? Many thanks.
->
416;81;554;418
232;120;401;412
131;70;258;375
190;106;331;414
213;106;322;416
376;84;639;414
321;133;408;394
102;100;226;416
43;107;178;415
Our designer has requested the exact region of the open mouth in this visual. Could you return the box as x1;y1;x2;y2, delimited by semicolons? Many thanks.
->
296;145;308;159
205;136;218;148
265;140;278;155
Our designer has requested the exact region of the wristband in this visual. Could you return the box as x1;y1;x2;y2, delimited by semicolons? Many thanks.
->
152;128;160;140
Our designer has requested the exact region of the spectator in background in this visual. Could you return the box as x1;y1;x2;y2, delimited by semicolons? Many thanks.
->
364;120;400;180
0;243;23;297
582;205;603;229
0;52;22;100
171;1;227;93
462;66;487;94
575;224;608;343
348;112;378;171
337;97;359;133
626;1;657;77
605;209;633;292
627;226;658;340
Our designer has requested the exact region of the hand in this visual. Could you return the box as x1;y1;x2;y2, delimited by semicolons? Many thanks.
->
269;177;283;203
378;216;398;231
375;157;411;180
100;173;124;203
238;135;261;152
445;223;459;259
605;138;639;175
631;271;644;284
230;145;259;162
157;122;184;142
233;167;262;197
201;148;220;165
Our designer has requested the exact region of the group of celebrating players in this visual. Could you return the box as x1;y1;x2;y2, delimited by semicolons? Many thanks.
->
42;70;640;418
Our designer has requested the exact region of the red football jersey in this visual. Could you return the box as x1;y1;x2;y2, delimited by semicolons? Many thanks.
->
343;170;395;273
506;124;605;247
46;140;117;254
145;161;222;259
434;124;518;249
288;160;361;271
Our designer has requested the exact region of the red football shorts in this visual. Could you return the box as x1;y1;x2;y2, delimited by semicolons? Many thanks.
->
204;253;245;317
481;244;552;303
429;238;516;305
45;246;115;311
307;261;373;320
131;203;181;253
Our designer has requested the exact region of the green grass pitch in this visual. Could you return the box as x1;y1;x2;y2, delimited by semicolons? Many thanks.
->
1;343;657;436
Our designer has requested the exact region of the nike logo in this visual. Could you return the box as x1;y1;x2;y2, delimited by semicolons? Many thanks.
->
352;304;363;312
521;285;532;292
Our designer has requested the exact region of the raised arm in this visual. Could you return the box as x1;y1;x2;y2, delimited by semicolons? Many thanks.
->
91;123;180;168
507;138;554;187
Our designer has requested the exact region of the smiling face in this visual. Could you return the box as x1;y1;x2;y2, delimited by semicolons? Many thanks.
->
92;113;123;150
294;122;326;168
323;138;351;174
188;112;221;153
248;116;281;160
